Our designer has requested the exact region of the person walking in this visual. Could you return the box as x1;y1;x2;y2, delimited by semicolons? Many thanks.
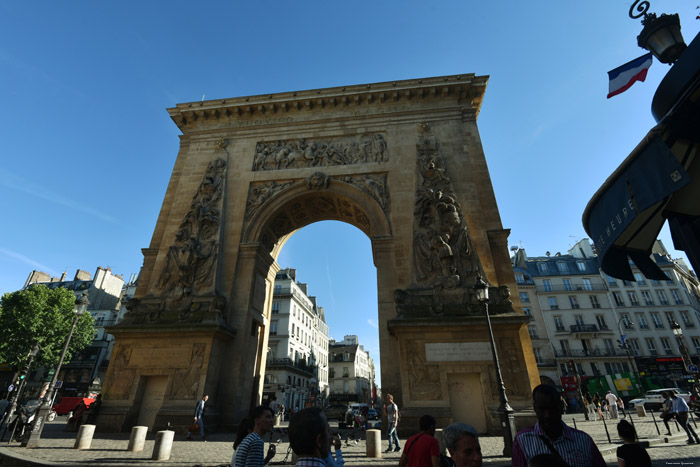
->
616;419;651;466
617;396;627;419
512;384;605;466
398;415;440;467
234;406;276;466
670;390;700;444
592;393;604;420
661;391;675;436
605;391;619;419
384;394;401;453
187;394;208;441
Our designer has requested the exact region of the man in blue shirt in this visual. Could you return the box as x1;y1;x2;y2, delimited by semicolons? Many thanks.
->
670;390;700;444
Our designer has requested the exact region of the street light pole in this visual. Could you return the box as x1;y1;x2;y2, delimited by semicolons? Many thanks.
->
474;275;517;457
0;344;39;441
23;293;89;448
617;317;644;394
671;321;698;396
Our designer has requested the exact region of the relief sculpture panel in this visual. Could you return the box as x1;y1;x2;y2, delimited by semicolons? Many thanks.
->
406;340;441;400
252;134;387;171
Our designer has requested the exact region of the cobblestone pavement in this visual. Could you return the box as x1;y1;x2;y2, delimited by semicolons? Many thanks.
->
2;413;700;466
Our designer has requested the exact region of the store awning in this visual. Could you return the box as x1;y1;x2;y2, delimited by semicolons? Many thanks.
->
583;135;690;281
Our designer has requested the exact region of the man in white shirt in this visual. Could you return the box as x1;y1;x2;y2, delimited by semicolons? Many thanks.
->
605;391;618;419
670;391;700;444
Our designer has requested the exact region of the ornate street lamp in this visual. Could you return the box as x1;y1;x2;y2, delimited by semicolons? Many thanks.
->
473;275;517;457
24;293;89;448
670;320;699;395
630;1;687;63
0;344;39;440
617;316;644;394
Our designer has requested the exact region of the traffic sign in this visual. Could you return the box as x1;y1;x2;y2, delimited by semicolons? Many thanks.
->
689;364;699;372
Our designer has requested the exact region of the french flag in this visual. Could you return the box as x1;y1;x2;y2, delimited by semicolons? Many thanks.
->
607;53;653;98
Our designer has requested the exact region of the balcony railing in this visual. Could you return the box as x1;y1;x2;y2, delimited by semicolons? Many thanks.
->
266;358;315;376
535;284;607;293
554;348;629;358
570;324;598;333
536;359;557;367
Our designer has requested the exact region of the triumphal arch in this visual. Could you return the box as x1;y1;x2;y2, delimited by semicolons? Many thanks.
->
100;74;540;434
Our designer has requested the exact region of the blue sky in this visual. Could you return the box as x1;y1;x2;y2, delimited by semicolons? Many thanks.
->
1;2;698;386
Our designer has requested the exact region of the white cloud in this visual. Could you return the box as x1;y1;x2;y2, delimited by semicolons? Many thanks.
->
367;319;378;328
0;248;59;276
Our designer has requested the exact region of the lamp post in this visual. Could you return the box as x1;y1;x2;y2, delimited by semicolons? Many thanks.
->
473;275;517;457
670;321;698;395
617;316;644;394
0;344;39;441
24;293;89;448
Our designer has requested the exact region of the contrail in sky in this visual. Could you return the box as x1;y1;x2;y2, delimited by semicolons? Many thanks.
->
325;253;335;308
0;248;59;276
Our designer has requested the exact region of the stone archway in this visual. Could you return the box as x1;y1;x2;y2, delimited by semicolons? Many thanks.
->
99;74;540;434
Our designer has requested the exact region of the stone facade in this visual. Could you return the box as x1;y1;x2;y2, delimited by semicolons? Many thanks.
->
99;74;539;434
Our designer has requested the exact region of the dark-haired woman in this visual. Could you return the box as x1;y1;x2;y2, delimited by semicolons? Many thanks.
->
616;419;651;467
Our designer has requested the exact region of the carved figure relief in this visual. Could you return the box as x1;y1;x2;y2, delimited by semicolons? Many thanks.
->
246;180;295;219
253;134;388;171
158;158;226;301
169;343;206;399
104;345;134;400
412;123;483;296
340;174;390;213
406;341;441;400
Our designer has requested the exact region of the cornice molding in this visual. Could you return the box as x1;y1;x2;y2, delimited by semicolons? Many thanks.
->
168;74;488;131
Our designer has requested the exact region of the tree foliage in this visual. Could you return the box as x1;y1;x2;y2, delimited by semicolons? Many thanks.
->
0;285;96;368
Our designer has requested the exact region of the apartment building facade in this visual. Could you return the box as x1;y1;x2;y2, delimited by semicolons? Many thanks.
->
328;335;376;405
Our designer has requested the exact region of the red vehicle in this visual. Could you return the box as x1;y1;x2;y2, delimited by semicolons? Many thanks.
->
52;397;95;416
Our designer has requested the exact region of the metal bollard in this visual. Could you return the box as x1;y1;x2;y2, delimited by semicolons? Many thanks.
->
434;428;446;455
601;416;611;443
690;410;698;428
650;409;661;436
151;430;175;461
572;418;577;430
74;424;96;450
127;426;148;452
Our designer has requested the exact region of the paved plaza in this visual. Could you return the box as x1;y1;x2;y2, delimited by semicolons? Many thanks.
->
3;412;700;466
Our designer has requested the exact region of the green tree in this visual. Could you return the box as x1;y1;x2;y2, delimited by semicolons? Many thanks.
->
0;285;96;368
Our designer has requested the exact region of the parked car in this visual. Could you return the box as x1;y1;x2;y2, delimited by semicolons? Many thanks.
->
52;396;95;416
627;388;691;410
323;404;350;422
367;408;379;420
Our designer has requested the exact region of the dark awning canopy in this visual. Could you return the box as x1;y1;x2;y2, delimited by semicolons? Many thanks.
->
583;135;690;281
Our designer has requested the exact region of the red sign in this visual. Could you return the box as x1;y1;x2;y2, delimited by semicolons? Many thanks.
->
561;376;578;390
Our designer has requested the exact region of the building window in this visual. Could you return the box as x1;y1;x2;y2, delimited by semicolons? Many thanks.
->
519;292;530;303
554;315;565;332
560;339;571;355
604;339;615;353
523;307;532;316
613;292;625;307
660;338;673;355
651;312;663;329
646;338;657;355
590;295;601;309
607;274;618;287
582;278;593;290
574;314;584;326
671;290;683;305
628;292;640;306
636;313;649;329
537;263;548;273
563;279;572;291
657;290;669;305
577;261;586;272
543;279;552;292
604;362;613;374
569;296;579;309
692;337;700;354
274;285;281;294
651;279;661;286
534;348;543;363
621;314;632;329
515;273;525;284
641;290;654;306
270;321;278;335
271;302;280;314
596;315;608;330
629;338;641;355
557;262;568;273
528;326;537;339
548;297;559;310
681;311;693;327
633;272;646;285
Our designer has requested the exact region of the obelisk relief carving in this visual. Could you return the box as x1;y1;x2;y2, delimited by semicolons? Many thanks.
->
395;123;513;316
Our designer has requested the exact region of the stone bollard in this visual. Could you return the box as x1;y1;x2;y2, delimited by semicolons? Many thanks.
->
291;452;298;465
435;428;446;455
152;430;175;461
366;429;381;458
636;405;647;417
74;424;96;450
127;426;148;452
